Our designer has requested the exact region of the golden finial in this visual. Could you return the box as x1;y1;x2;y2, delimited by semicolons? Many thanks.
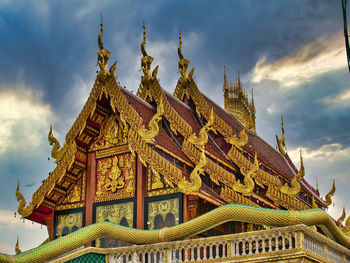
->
316;177;319;192
98;12;104;50
322;180;336;207
178;28;184;60
141;22;148;57
280;149;304;196
15;236;22;254
96;13;111;74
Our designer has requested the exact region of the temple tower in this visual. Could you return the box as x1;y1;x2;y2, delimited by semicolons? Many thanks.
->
223;67;256;133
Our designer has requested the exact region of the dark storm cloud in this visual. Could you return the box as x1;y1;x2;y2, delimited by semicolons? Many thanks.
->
253;67;350;150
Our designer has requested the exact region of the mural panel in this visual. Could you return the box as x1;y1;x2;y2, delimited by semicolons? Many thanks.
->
54;208;84;238
145;193;182;230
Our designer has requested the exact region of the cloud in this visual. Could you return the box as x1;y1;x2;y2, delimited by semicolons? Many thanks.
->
322;88;350;106
250;32;346;88
0;209;41;230
0;86;54;155
289;143;350;164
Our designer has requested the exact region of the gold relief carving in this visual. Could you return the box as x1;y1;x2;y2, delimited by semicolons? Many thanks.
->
75;150;86;162
56;172;86;210
95;153;135;202
95;144;130;159
90;113;128;151
95;201;134;248
322;180;335;207
70;186;80;203
151;170;164;189
232;152;259;196
104;157;125;192
147;168;177;197
56;212;83;238
147;197;180;230
178;147;206;195
280;150;304;197
138;97;164;144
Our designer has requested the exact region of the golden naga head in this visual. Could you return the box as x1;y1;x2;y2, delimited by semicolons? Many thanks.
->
140;23;154;77
96;13;111;73
177;30;190;81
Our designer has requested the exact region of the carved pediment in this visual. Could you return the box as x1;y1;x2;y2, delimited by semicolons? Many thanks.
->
90;113;128;151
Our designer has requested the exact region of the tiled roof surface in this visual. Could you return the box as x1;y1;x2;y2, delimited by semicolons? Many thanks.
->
203;94;318;198
165;92;233;167
120;88;191;164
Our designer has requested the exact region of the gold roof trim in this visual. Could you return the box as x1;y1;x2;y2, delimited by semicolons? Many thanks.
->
182;139;236;187
128;128;182;188
266;186;309;210
220;185;258;207
280;150;304;196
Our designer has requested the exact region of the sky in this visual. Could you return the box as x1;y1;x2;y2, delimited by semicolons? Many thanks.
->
0;0;349;255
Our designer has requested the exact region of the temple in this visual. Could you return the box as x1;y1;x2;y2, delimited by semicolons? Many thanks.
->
2;18;350;263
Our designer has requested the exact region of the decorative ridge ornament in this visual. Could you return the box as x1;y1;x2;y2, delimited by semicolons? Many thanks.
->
322;180;335;207
48;125;66;163
96;14;117;83
178;147;206;195
225;125;248;151
15;236;21;255
280;150;305;196
276;114;287;155
16;180;34;218
177;29;194;82
137;23;159;101
138;96;165;144
187;108;216;148
337;207;346;226
232;152;259;196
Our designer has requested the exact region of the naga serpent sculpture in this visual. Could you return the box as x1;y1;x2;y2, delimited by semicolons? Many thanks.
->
2;204;350;263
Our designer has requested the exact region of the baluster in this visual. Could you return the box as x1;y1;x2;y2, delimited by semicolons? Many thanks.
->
209;245;214;259
288;233;292;249
190;246;194;261
184;247;188;262
147;252;151;263
203;245;207;259
242;241;246;256
255;240;258;254
222;243;226;258
197;246;201;261
248;240;252;255
282;234;286;250
269;237;272;252
262;239;266;253
172;250;175;263
178;249;183;263
216;243;219;258
142;252;146;263
235;241;239;256
275;236;279;251
159;251;163;263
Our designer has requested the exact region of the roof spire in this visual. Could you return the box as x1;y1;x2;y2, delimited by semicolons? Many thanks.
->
140;22;153;77
96;13;111;74
177;29;190;81
223;66;228;92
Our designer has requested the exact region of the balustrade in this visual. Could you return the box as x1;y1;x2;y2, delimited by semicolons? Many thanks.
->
60;225;350;263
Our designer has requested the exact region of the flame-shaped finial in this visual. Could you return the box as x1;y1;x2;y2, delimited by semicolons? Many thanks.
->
98;13;104;50
178;28;184;60
141;22;148;57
